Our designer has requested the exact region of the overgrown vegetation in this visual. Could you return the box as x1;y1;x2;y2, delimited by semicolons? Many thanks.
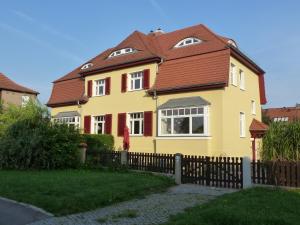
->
164;188;300;225
261;121;300;161
82;134;114;152
0;101;81;169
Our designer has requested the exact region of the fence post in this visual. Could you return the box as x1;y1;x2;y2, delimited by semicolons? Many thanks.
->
243;157;252;188
121;151;128;166
79;143;87;164
175;153;182;184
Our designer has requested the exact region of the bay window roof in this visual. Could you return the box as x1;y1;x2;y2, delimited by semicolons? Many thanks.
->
158;96;210;109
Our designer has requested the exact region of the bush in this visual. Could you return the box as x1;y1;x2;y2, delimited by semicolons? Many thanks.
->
261;121;300;161
82;134;114;153
0;102;82;169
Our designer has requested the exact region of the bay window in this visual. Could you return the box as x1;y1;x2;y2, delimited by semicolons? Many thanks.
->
159;106;208;136
53;116;80;128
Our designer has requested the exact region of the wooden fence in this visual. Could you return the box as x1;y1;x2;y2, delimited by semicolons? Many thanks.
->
252;160;300;187
127;152;175;174
181;156;243;189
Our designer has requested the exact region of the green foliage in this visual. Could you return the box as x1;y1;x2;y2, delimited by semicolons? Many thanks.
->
0;101;81;169
261;121;300;161
82;134;114;152
164;188;300;225
262;112;272;125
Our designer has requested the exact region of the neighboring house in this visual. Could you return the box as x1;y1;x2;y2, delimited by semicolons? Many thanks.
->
263;104;300;122
0;73;38;107
47;24;267;158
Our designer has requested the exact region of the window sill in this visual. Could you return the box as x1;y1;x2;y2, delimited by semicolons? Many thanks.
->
130;134;144;137
240;88;246;91
127;89;145;92
93;94;106;97
155;136;211;140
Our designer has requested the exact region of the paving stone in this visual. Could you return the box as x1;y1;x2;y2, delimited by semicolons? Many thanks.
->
27;185;237;225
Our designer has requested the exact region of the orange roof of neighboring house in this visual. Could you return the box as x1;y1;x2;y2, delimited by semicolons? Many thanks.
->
47;24;266;107
263;106;300;121
0;73;38;95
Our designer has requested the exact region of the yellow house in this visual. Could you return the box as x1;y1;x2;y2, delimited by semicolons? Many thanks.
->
47;24;267;159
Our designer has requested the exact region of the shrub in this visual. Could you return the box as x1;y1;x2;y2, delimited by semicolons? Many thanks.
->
82;134;114;153
261;121;300;161
0;102;82;169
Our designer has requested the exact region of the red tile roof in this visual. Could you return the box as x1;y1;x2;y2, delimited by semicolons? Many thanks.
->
47;24;266;107
0;73;38;95
263;107;300;122
249;119;269;132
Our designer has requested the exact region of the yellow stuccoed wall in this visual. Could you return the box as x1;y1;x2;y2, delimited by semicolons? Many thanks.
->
50;58;263;157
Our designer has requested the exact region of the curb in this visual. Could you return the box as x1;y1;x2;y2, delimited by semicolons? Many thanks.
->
0;196;54;217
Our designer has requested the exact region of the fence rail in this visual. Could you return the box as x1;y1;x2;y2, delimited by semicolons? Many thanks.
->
252;160;300;187
127;152;175;174
181;156;243;189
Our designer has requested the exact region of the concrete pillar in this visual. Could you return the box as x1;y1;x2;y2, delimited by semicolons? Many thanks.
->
175;153;182;184
243;156;252;188
121;151;128;166
79;143;87;164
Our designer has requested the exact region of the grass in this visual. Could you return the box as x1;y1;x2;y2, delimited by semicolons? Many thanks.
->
0;169;174;216
164;187;300;225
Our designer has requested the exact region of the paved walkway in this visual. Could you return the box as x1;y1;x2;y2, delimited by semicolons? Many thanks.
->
28;185;237;225
0;197;52;225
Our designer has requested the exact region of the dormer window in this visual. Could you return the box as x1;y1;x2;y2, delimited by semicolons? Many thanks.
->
174;37;201;48
81;63;93;70
108;48;136;58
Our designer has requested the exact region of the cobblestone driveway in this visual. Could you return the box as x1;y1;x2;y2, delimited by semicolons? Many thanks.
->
28;184;236;225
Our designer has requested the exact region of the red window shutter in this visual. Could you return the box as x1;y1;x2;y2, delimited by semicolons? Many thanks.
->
84;115;91;134
143;69;150;89
118;113;126;136
87;80;93;97
121;73;127;92
144;111;153;136
105;77;111;95
104;114;112;134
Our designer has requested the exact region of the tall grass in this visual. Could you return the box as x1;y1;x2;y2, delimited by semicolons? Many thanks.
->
262;121;300;160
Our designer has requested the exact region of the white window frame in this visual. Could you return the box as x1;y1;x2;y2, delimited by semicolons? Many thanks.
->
230;63;237;86
94;79;106;96
108;48;135;58
239;69;245;90
174;37;201;48
53;116;80;128
129;71;144;91
21;95;30;107
93;115;105;134
158;106;209;137
251;100;256;115
128;112;144;136
240;112;246;138
81;63;93;70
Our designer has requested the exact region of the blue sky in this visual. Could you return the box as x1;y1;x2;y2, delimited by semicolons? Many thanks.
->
0;0;299;107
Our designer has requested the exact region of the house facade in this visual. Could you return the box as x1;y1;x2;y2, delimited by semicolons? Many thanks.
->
47;24;267;158
0;73;38;107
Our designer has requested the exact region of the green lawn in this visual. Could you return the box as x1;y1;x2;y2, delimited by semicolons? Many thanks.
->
164;187;300;225
0;169;173;216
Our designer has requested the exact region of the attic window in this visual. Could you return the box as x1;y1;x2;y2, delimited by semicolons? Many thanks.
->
81;63;93;70
174;37;201;48
108;48;136;58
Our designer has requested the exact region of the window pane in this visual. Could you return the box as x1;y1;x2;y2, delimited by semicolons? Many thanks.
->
185;108;190;115
161;118;171;134
191;108;197;114
198;108;204;114
97;123;103;134
167;110;172;116
134;121;140;134
179;109;184;115
174;117;189;134
135;79;141;89
161;110;166;116
192;117;204;134
173;109;178;116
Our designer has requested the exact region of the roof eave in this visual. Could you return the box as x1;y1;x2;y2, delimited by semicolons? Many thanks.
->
148;82;226;95
46;99;87;108
80;57;162;77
